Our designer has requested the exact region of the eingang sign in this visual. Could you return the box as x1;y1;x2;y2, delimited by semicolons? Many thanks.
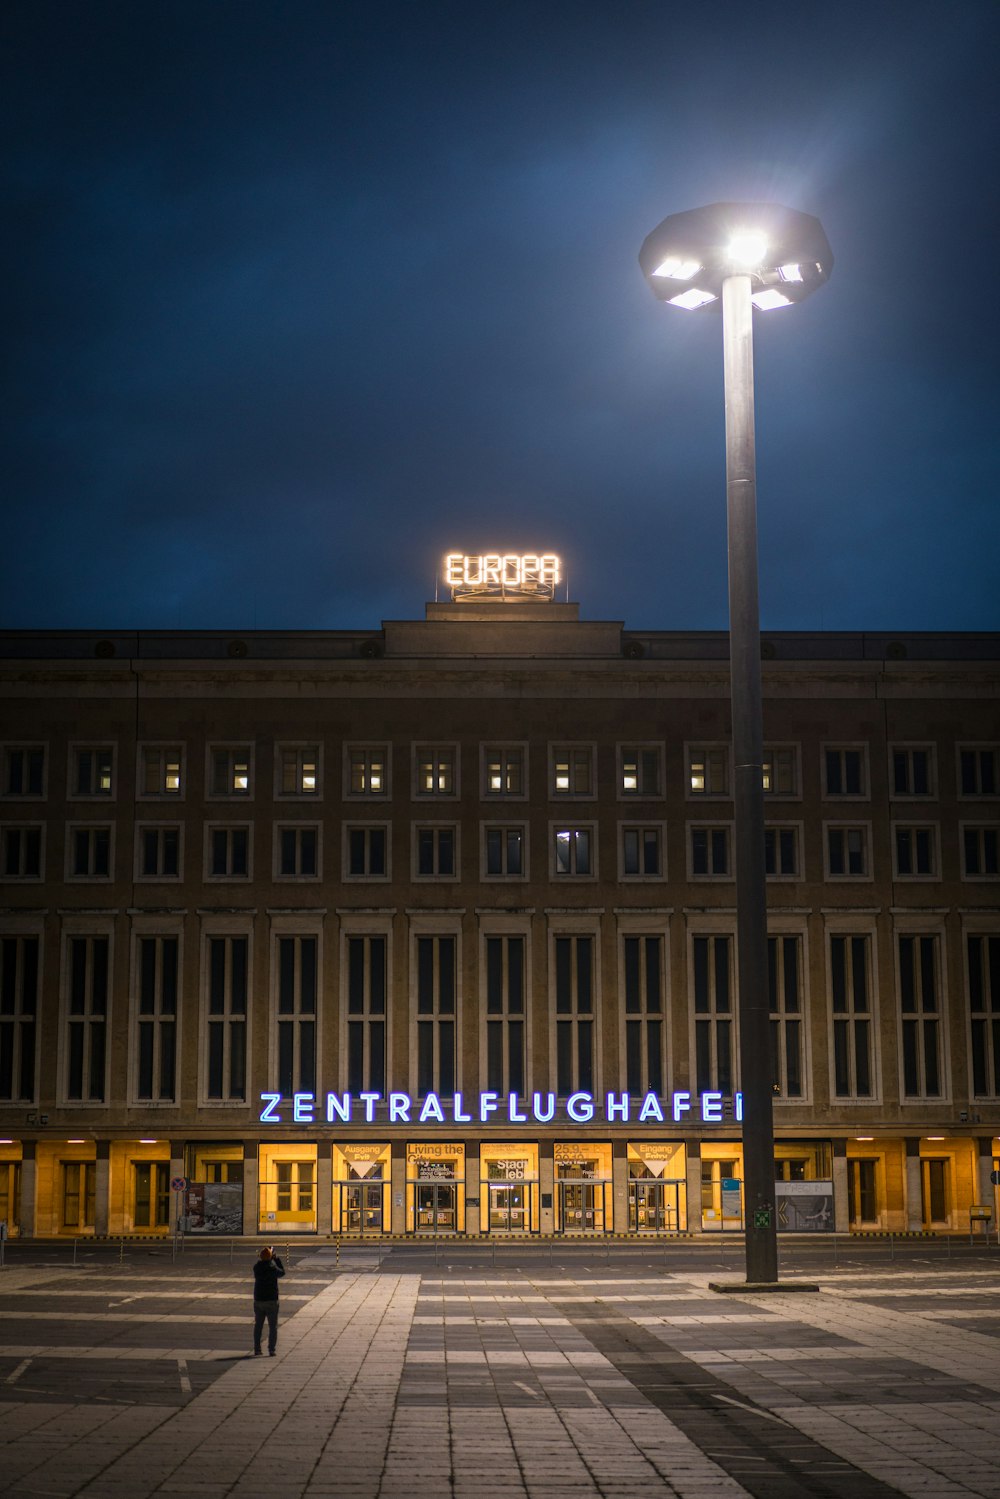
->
259;1089;744;1127
444;552;561;600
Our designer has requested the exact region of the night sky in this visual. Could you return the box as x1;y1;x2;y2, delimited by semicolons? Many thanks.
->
3;0;997;634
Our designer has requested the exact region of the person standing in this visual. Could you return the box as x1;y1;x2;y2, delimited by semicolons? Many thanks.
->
252;1245;285;1356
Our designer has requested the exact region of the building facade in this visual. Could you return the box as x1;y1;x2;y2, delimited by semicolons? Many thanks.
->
1;588;999;1238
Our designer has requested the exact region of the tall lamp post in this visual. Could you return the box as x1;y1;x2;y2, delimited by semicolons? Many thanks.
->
639;203;833;1286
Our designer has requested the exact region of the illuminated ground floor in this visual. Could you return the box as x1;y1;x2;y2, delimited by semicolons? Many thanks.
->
2;1132;998;1239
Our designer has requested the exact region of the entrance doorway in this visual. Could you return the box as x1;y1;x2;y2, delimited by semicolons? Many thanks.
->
848;1158;879;1227
488;1183;529;1233
416;1183;456;1232
921;1157;950;1228
0;1161;21;1234
628;1179;681;1232
344;1182;383;1234
62;1161;96;1231
701;1158;742;1230
559;1180;603;1232
133;1161;169;1229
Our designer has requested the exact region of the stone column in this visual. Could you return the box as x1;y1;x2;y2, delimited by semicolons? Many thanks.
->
316;1140;333;1237
611;1141;628;1235
978;1137;997;1231
539;1144;555;1235
904;1137;923;1231
242;1140;259;1237
391;1143;406;1235
685;1139;702;1234
19;1141;37;1238
94;1140;111;1237
832;1139;849;1233
464;1142;480;1236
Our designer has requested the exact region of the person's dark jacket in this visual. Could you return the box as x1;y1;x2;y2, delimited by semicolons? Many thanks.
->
253;1255;285;1302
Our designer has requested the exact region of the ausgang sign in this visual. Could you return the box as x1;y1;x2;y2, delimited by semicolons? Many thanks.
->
444;552;561;600
259;1089;744;1126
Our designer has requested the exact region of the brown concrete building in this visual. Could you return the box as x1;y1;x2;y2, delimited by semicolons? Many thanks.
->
1;582;998;1238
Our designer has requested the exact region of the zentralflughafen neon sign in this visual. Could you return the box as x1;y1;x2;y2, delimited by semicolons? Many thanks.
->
258;1090;744;1126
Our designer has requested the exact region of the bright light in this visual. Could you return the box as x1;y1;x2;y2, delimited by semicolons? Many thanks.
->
727;230;768;266
667;288;717;310
751;289;792;311
778;263;803;282
140;1138;159;1144
652;256;700;280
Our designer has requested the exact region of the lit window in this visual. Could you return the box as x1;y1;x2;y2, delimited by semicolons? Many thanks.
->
416;746;456;797
73;747;114;797
348;746;388;797
142;746;183;797
621;746;661;797
484;746;525;797
211;746;252;797
553;827;593;876
552;746;593;797
279;746;320;797
762;746;798;796
688;746;729;797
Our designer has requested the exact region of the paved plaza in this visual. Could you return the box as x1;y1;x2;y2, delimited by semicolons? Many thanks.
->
2;1239;1000;1498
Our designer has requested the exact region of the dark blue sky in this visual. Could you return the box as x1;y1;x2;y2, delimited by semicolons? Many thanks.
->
3;0;997;633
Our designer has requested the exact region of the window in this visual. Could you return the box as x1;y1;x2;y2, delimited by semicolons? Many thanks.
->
415;825;456;878
346;935;386;1095
621;825;664;878
830;934;873;1098
551;746;594;798
824;746;867;798
765;825;799;878
207;825;250;879
762;746;799;797
899;934;942;1098
278;745;319;797
416;935;456;1096
65;936;107;1103
206;936;247;1102
2;746;45;797
210;745;252;797
137;826;180;879
0;935;38;1102
486;935;525;1096
693;934;733;1094
963;826;999;877
415;745;457;797
483;823;525;878
690;824;731;877
769;936;803;1099
555;935;594;1095
968;933;1000;1097
72;746;114;798
347;745;388;797
894;824;937;878
826;824;869;878
277;824;319;878
62;1161;96;1231
553;825;594;877
483;745;525;797
623;935;664;1096
1;825;42;878
891;746;934;798
141;746;182;797
959;746;998;797
346;825;388;878
276;935;317;1097
135;936;179;1102
687;745;729;797
620;746;662;798
68;825;112;879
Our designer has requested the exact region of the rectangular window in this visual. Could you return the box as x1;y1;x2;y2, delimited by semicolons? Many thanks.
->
3;746;45;797
765;825;799;877
826;825;869;878
963;826;999;877
1;825;42;878
824;746;866;797
346;825;388;878
623;935;663;1096
688;745;729;797
768;936;803;1099
276;935;317;1097
553;826;593;876
141;746;182;797
279;746;319;797
138;826;180;879
968;933;1000;1097
621;825;663;878
484;824;525;877
891;746;933;797
346;935;386;1096
894;825;937;877
69;826;112;879
208;826;250;878
416;825;456;878
555;935;594;1095
348;746;388;797
620;746;661;797
762;746;798;796
690;824;731;877
65;936;107;1103
0;935;39;1102
830;934;873;1098
210;746;251;797
899;934;942;1098
416;935;456;1097
552;746;594;797
72;746;114;797
484;745;525;797
692;934;733;1094
277;825;319;878
416;746;457;797
206;936;247;1102
135;935;178;1102
959;746;998;797
486;935;525;1097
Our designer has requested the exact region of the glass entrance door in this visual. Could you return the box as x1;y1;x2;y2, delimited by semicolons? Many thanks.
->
133;1162;170;1229
344;1182;383;1233
416;1183;456;1232
848;1158;879;1227
628;1180;680;1232
488;1183;529;1233
559;1181;599;1231
62;1161;96;1231
921;1158;950;1228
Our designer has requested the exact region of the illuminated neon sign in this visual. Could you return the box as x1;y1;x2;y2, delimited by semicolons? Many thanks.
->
258;1090;743;1126
444;553;561;600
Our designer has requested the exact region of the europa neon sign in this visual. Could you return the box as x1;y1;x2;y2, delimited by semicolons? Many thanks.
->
258;1090;743;1126
444;552;561;598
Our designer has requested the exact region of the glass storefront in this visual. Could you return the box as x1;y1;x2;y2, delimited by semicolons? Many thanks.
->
700;1143;743;1231
0;1152;22;1236
334;1143;390;1234
258;1142;318;1233
627;1141;686;1232
183;1143;243;1233
554;1142;611;1233
406;1142;465;1233
481;1142;539;1234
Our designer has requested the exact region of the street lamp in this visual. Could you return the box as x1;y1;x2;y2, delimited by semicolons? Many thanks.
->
639;202;832;1286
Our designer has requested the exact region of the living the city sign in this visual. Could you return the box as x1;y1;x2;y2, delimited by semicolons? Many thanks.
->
258;1090;744;1126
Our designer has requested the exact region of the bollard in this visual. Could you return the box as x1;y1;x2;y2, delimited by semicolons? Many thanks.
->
119;1236;125;1264
73;1237;78;1267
